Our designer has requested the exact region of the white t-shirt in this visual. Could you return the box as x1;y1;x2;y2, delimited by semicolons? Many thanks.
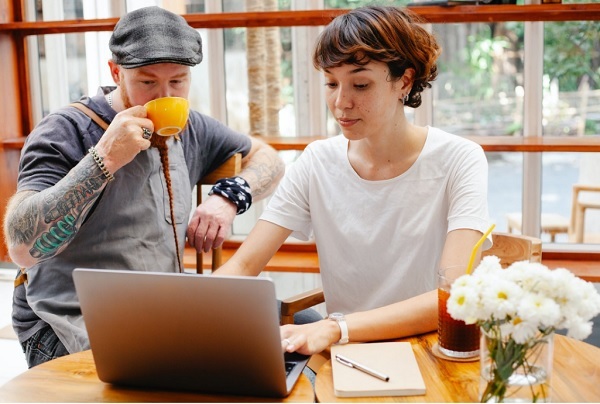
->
261;127;491;314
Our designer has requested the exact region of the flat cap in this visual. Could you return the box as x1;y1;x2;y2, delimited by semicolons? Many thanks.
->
109;6;203;69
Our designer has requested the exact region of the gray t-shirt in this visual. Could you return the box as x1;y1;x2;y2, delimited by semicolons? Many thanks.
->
13;87;252;353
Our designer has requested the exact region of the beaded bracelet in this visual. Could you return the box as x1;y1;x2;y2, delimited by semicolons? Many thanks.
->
209;176;252;215
88;146;115;182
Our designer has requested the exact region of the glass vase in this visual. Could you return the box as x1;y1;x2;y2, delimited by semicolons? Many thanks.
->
479;328;554;403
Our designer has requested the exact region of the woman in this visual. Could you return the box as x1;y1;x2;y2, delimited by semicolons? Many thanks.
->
214;6;491;355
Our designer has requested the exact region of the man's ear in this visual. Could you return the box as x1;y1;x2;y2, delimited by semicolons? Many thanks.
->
107;60;121;84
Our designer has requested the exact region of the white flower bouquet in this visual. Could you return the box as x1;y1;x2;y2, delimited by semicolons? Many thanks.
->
448;256;600;342
447;256;600;402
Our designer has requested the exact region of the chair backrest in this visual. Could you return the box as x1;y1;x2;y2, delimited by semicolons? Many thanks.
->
196;153;242;273
483;232;542;268
569;184;600;243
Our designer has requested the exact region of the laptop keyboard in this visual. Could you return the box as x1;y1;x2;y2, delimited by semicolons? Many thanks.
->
285;361;296;376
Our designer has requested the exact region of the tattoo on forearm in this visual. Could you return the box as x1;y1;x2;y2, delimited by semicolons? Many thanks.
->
42;175;105;223
242;148;284;200
27;159;106;260
7;196;40;245
5;155;107;263
30;214;76;258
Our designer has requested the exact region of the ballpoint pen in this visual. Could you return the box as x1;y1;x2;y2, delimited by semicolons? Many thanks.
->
335;354;390;382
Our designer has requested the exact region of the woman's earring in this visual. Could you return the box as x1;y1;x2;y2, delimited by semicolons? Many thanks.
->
404;94;409;103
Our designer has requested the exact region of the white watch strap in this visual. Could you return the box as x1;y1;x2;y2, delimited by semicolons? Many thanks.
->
337;317;349;344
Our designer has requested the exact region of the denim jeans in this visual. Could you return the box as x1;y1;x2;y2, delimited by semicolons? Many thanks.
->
21;325;69;368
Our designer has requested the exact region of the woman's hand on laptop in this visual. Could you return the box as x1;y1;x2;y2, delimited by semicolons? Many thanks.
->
280;320;341;355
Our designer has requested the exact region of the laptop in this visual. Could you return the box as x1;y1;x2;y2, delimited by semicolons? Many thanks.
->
73;268;310;398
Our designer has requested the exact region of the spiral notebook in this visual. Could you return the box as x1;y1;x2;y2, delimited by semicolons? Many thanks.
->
331;342;426;398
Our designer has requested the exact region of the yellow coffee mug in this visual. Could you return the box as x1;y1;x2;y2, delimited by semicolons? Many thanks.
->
144;97;189;136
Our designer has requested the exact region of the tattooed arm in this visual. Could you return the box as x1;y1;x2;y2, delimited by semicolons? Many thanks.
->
3;155;109;269
4;106;155;269
186;137;285;253
238;136;285;201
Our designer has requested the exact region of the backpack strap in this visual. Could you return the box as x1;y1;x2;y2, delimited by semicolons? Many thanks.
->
70;102;109;131
14;267;27;288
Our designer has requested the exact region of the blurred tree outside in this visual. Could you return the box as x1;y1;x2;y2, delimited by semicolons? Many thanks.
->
222;0;599;137
435;18;599;136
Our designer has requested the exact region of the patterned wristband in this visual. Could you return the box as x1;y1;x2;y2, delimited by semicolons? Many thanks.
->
208;176;252;215
88;146;114;182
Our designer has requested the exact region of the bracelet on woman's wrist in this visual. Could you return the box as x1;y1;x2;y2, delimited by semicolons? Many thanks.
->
88;146;114;182
208;176;252;215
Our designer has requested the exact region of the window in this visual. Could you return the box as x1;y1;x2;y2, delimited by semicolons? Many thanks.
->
20;0;600;247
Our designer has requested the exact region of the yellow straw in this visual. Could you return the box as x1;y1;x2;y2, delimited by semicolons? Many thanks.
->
466;223;496;275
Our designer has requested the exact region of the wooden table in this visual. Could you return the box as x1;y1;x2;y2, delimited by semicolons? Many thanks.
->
0;350;314;403
315;332;600;402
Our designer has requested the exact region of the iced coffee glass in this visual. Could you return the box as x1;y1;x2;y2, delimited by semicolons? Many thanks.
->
437;265;480;358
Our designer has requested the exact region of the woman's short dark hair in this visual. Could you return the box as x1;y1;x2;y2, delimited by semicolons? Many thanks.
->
313;6;441;108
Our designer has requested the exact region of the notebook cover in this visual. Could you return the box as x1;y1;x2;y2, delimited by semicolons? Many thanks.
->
331;342;426;398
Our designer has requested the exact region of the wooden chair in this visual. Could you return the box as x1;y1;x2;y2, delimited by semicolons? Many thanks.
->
570;184;600;243
194;153;242;274
506;212;568;243
506;183;600;243
280;232;542;325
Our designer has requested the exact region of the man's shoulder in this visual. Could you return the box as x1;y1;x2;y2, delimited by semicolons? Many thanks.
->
26;109;82;145
187;109;219;126
184;110;250;147
24;100;107;153
39;99;107;128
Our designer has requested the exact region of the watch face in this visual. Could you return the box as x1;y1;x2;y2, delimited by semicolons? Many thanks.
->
329;312;349;344
329;312;343;321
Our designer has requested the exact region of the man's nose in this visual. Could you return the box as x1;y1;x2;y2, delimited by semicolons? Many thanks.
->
158;84;173;98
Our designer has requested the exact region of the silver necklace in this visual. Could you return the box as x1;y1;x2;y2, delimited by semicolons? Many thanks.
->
107;91;113;108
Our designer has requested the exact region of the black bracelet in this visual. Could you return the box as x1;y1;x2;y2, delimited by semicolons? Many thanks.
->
208;176;252;215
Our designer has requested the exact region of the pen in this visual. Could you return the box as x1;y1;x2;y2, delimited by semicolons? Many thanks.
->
335;354;390;382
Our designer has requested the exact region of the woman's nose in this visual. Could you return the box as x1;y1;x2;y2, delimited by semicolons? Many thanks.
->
334;87;353;110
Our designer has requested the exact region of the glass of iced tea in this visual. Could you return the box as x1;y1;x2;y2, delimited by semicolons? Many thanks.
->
438;265;480;358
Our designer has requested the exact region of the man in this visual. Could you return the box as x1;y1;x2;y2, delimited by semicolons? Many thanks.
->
3;6;286;368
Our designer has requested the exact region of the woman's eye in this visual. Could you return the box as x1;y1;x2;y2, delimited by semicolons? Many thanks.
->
141;81;154;86
325;82;337;88
354;83;368;89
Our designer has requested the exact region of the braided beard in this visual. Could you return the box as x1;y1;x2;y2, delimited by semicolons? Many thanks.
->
149;132;169;149
152;136;183;273
119;86;183;272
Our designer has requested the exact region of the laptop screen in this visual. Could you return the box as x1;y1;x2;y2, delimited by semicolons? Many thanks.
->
73;268;309;397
